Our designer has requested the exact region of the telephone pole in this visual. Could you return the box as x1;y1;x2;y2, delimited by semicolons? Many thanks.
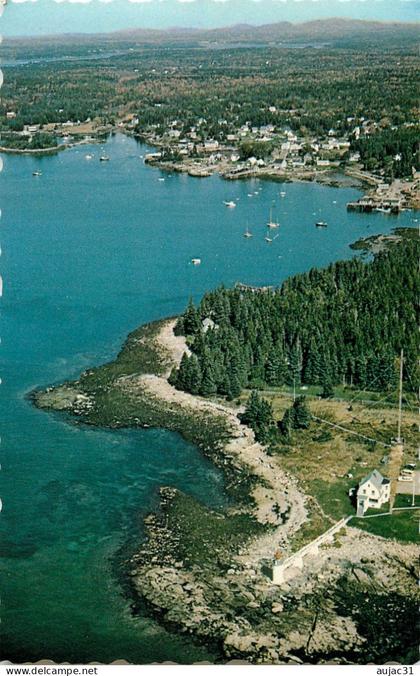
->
397;349;404;444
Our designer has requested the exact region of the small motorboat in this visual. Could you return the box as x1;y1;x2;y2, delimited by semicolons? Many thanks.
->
32;171;42;177
99;155;110;162
315;221;328;227
223;201;236;208
191;258;201;266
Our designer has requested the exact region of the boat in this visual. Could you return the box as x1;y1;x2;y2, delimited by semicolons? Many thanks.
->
191;258;201;266
265;231;279;243
280;191;286;197
99;155;110;162
85;154;93;160
376;207;391;214
267;206;280;229
158;177;165;182
315;221;328;227
32;171;42;177
223;201;236;208
243;228;253;238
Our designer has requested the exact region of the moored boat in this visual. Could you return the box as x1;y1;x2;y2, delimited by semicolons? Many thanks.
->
267;206;280;228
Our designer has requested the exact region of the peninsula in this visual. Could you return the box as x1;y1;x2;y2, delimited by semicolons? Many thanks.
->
33;233;420;664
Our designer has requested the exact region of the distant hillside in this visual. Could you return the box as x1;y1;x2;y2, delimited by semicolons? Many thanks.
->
7;18;420;49
116;18;420;44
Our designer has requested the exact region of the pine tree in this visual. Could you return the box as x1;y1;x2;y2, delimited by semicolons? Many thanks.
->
240;390;274;442
292;396;311;429
176;353;190;391
183;299;201;336
200;363;217;396
321;380;334;399
187;355;202;395
279;407;294;440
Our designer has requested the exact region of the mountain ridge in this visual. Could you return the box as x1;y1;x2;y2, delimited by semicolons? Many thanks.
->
6;17;420;45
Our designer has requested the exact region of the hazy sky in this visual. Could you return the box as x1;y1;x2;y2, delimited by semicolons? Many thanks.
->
1;0;419;37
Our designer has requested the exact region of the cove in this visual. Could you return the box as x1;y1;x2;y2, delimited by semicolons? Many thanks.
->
0;133;416;663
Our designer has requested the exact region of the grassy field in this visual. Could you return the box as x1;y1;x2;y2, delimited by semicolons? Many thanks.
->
249;391;419;545
260;383;418;409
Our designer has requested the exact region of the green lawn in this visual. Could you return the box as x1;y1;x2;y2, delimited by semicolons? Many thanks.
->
393;493;420;508
351;509;419;543
364;503;390;516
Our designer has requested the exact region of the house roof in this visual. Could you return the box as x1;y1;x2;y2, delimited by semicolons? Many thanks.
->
359;469;388;491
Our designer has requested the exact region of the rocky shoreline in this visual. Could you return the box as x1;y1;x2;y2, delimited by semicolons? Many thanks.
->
33;318;420;664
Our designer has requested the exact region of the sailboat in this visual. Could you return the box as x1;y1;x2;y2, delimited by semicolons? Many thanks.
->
267;205;280;228
265;231;279;243
243;227;253;238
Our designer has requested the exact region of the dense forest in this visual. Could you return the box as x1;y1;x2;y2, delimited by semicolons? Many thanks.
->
1;41;419;139
354;126;419;180
171;238;419;399
0;132;58;150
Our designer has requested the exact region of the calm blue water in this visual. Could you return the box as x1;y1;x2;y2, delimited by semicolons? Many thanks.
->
0;133;416;663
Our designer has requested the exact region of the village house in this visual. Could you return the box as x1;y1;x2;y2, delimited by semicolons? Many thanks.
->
356;469;390;516
24;124;41;134
6;111;16;120
203;140;219;152
316;159;331;167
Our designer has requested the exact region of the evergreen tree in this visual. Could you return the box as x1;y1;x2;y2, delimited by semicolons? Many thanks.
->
292;396;312;429
200;363;217;396
279;407;294;440
183;299;201;336
321;380;334;399
240;390;274;442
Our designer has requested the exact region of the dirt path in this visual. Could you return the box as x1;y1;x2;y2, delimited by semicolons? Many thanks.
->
138;319;308;563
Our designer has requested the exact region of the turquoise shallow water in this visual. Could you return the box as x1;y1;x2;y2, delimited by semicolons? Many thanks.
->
0;133;416;663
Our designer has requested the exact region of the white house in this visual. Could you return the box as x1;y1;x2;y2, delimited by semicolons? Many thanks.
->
356;470;390;516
